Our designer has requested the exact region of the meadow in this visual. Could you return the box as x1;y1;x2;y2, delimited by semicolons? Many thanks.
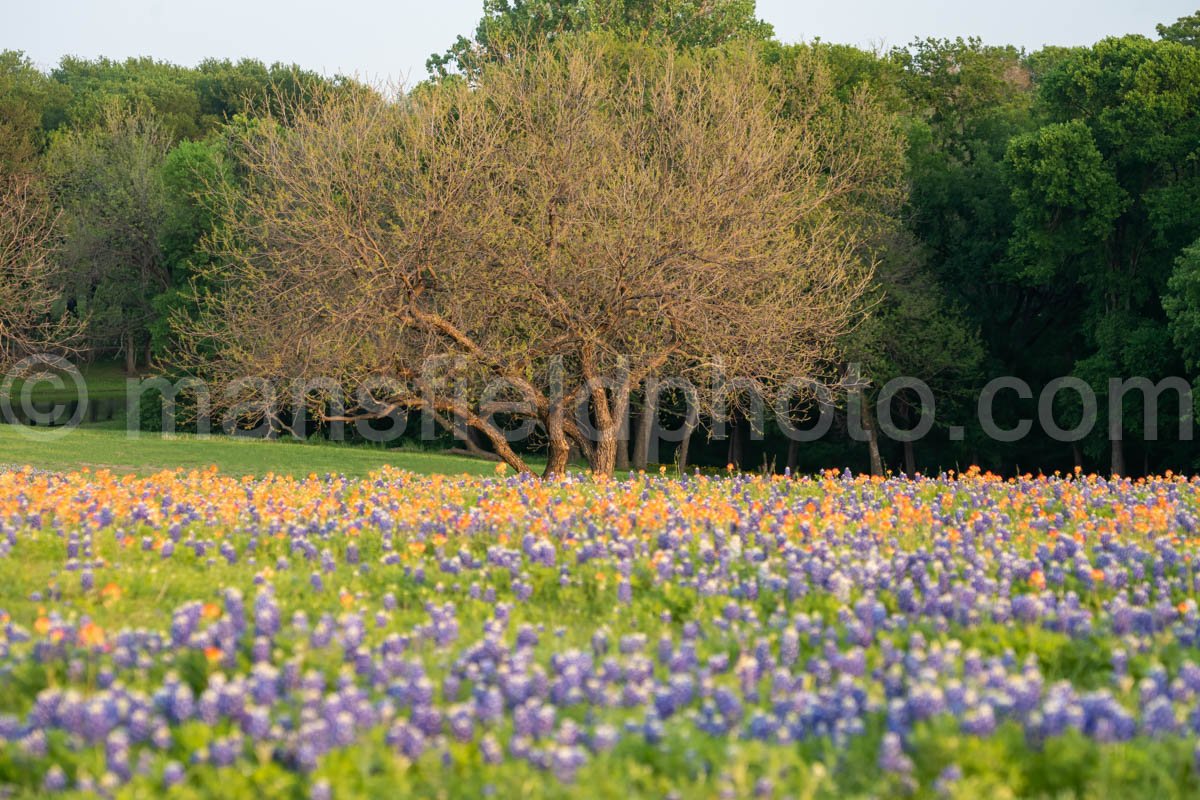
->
0;426;509;479
0;361;514;478
0;465;1198;798
5;7;1200;797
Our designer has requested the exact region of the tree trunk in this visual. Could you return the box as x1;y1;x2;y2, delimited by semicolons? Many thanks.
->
543;406;570;479
582;360;628;478
633;395;658;469
593;428;618;476
676;417;697;473
1111;437;1125;477
726;413;743;469
786;438;799;473
1072;443;1083;471
478;425;530;475
862;403;884;477
903;439;916;478
458;425;494;460
615;430;630;471
124;332;137;374
449;405;531;475
899;406;917;477
587;388;627;478
435;411;496;461
544;441;569;478
614;395;630;471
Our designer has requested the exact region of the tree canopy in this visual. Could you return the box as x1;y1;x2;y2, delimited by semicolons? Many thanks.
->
180;36;896;477
5;4;1200;477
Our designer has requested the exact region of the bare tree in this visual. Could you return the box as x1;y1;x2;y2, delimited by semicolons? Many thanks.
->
0;173;75;372
180;37;887;477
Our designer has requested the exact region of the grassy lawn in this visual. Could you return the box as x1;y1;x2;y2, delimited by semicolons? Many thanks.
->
1;360;550;477
0;425;519;477
4;359;129;400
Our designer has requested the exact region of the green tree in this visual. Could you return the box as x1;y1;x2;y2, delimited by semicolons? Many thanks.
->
1165;238;1200;371
51;56;204;141
847;37;1065;475
0;51;69;172
152;138;229;357
193;59;332;131
429;0;773;76
1158;10;1200;47
47;107;172;371
48;56;334;144
1006;35;1200;474
897;38;1047;376
1005;120;1125;283
843;230;984;476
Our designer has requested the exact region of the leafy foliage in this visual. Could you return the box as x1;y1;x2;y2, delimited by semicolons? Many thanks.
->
4;4;1200;477
427;0;774;76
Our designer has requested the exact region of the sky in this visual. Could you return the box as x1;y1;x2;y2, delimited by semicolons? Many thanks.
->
2;0;1196;85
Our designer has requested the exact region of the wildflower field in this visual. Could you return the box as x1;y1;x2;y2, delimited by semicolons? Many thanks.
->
2;466;1200;799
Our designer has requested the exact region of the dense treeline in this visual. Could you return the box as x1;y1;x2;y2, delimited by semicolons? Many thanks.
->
0;53;335;371
2;4;1200;477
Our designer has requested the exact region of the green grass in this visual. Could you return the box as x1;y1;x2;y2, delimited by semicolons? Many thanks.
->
2;360;552;477
5;359;129;401
0;425;518;477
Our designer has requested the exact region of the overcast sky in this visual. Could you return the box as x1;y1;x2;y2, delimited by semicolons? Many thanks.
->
3;0;1195;85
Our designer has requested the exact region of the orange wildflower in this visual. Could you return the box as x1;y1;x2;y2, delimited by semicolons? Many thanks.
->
78;621;106;648
100;583;123;604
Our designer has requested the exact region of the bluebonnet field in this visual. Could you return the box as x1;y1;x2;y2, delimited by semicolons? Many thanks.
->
1;464;1200;798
